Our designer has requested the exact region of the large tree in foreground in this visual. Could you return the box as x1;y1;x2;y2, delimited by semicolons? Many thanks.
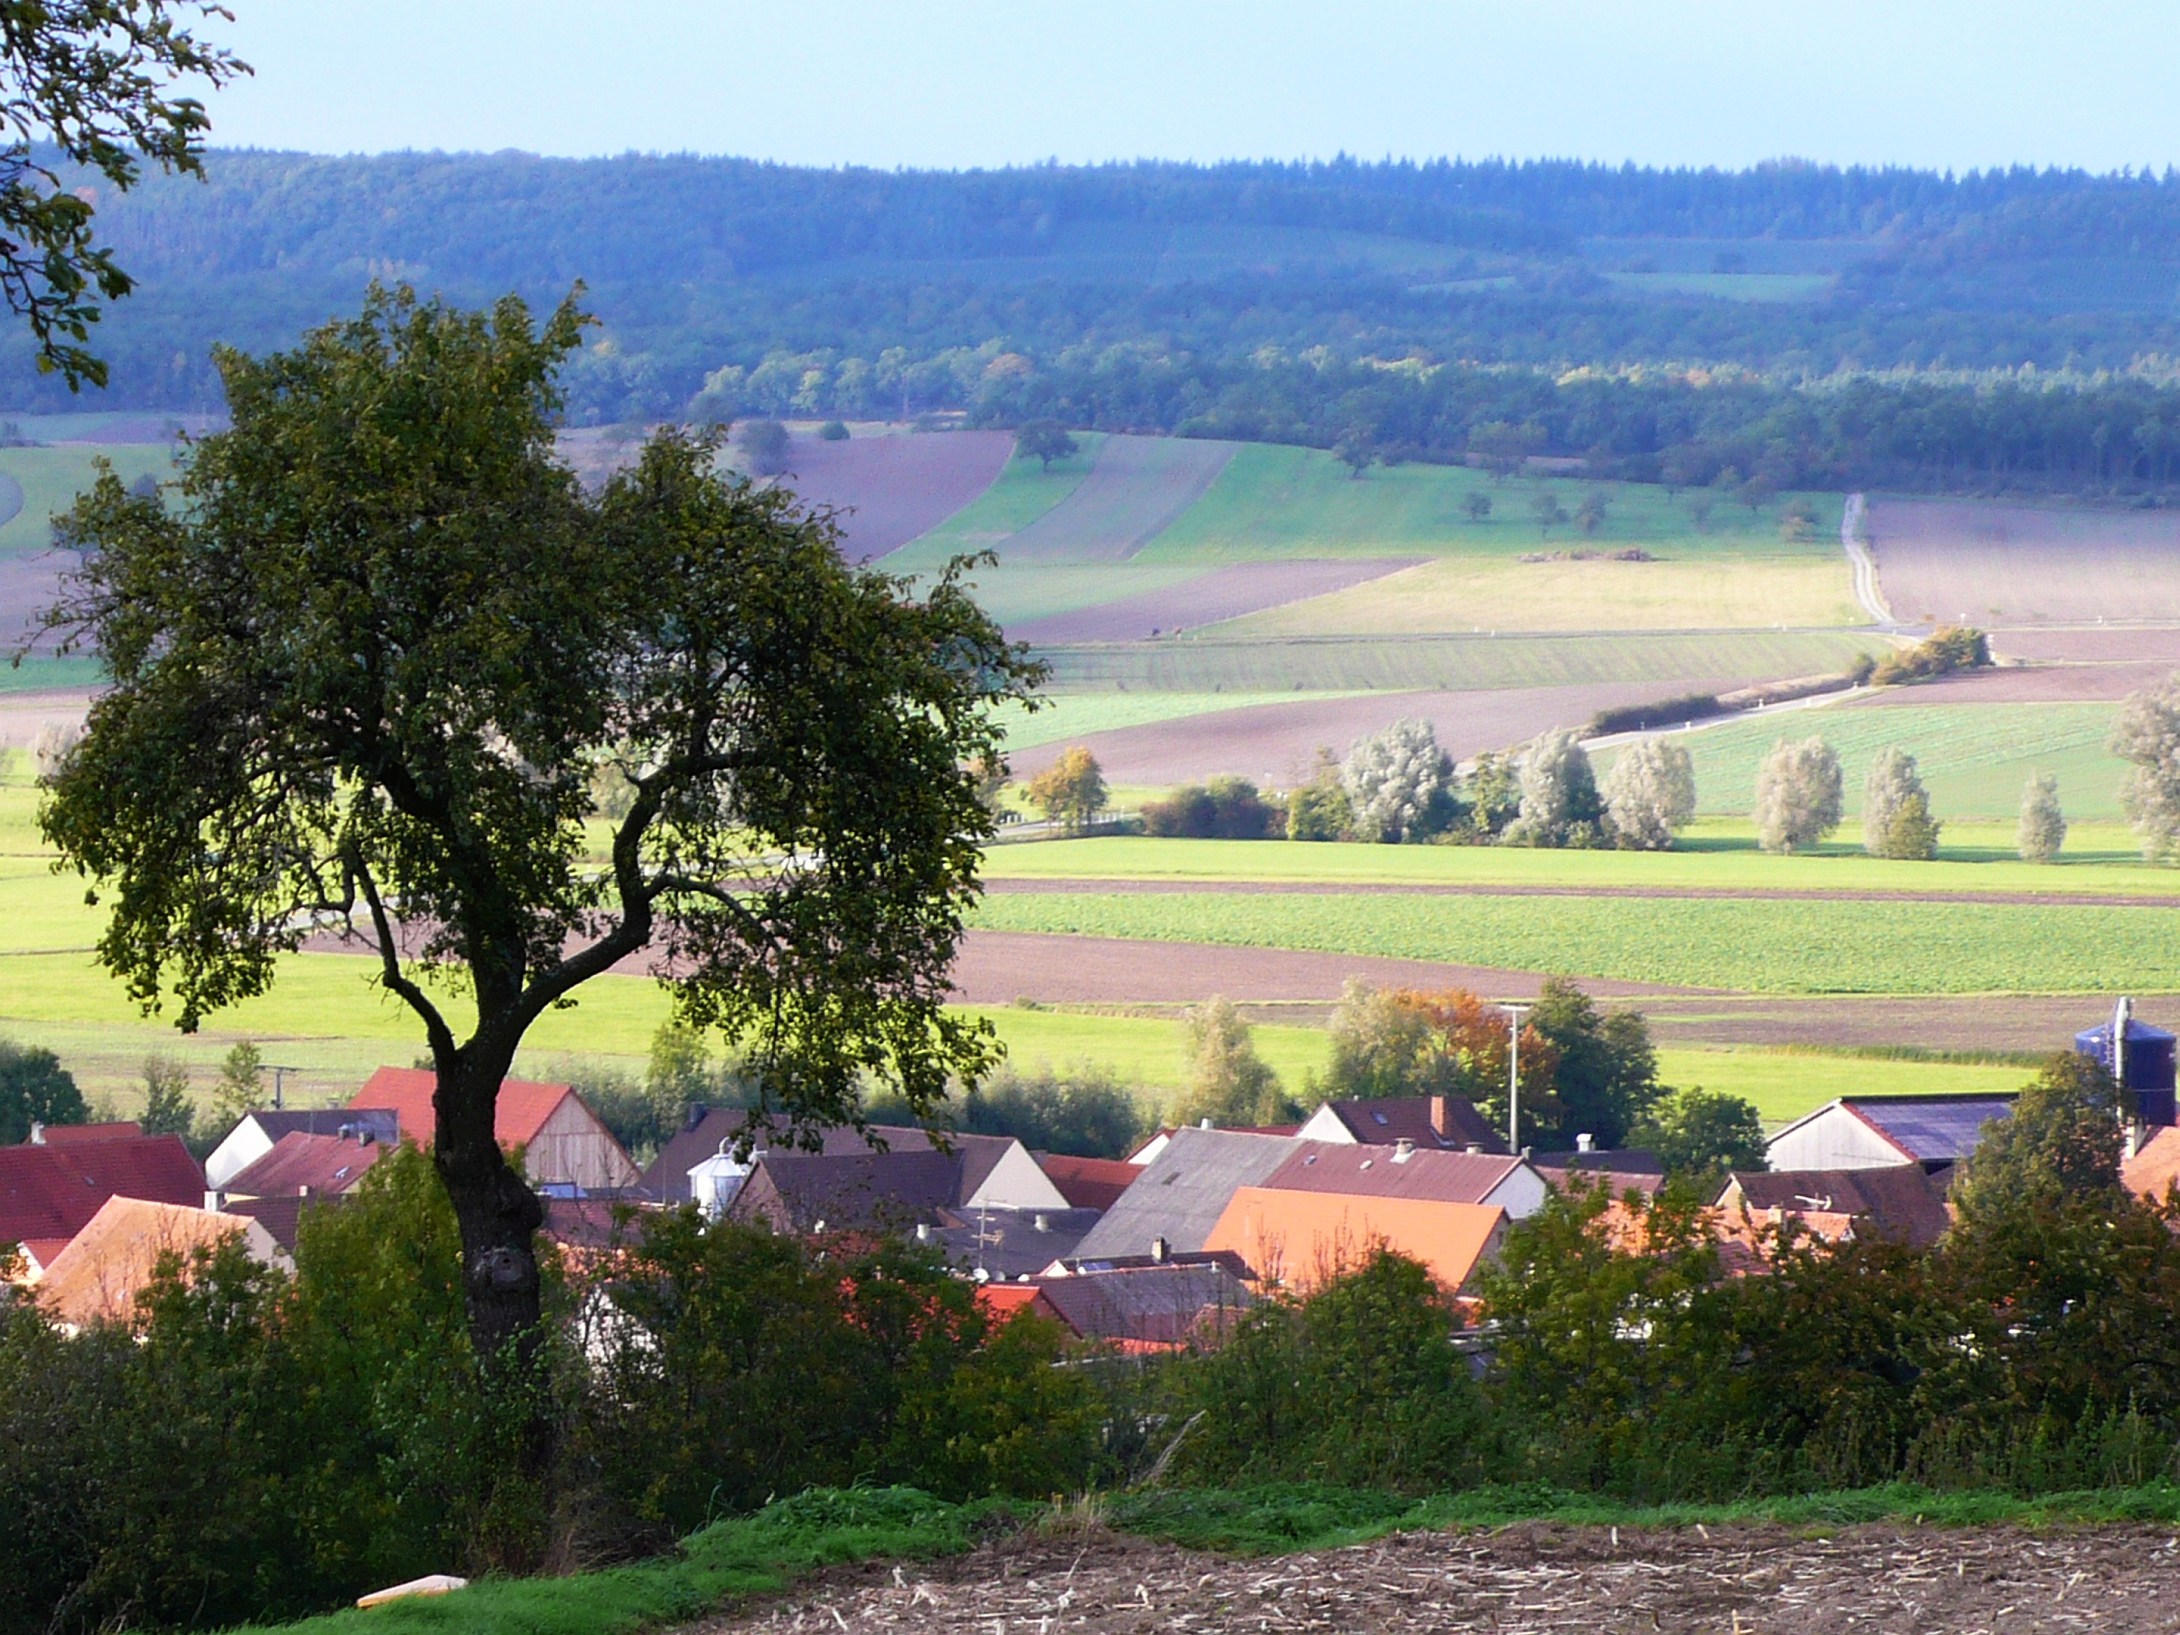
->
37;286;1034;1399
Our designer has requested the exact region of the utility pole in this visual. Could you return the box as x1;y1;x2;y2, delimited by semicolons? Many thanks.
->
1501;1002;1531;1153
266;1064;304;1109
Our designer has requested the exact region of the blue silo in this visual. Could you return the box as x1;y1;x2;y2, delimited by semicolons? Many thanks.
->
2076;1000;2178;1128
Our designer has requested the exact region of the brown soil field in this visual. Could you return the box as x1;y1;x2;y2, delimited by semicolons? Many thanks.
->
0;687;90;749
1007;678;1748;788
1869;497;2180;627
692;1520;2180;1635
949;929;1698;1004
1989;626;2180;664
1009;559;1420;643
0;548;67;648
996;436;1236;562
757;430;1014;563
1639;991;2180;1053
981;877;2180;910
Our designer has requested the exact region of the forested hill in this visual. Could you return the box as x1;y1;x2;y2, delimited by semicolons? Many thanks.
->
24;151;2180;492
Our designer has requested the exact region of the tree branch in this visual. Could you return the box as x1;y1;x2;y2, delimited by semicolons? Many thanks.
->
345;842;458;1063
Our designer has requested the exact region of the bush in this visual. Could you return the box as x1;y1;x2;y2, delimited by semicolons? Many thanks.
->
817;419;850;440
1862;747;1941;861
961;1061;1144;1158
1286;751;1352;840
1587;693;1723;736
1142;777;1278;839
1872;625;1990;686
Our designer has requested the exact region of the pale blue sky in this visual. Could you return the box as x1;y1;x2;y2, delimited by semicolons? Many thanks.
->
202;1;2180;173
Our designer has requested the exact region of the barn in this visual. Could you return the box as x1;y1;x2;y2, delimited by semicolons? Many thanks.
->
352;1067;640;1194
1764;1093;2015;1175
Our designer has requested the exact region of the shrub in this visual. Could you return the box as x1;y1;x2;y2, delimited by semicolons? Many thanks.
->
1587;693;1722;736
817;419;850;440
1142;776;1278;839
961;1061;1143;1158
1872;625;1990;686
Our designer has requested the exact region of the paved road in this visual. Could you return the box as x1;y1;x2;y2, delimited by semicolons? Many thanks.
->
1842;492;1905;629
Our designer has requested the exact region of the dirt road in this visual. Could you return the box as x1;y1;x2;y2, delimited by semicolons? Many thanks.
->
691;1520;2180;1635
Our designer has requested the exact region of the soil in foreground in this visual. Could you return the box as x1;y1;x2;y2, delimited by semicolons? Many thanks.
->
689;1521;2180;1635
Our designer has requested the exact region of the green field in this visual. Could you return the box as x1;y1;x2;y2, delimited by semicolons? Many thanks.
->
0;444;176;554
1612;699;2130;821
878;435;1105;573
1038;629;1882;693
980;826;2160;892
971;889;2180;995
1654;1045;2028;1123
1135;445;1845;565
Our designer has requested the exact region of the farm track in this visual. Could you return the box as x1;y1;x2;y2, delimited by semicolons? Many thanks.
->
1841;492;1900;627
982;876;2180;909
689;1520;2180;1635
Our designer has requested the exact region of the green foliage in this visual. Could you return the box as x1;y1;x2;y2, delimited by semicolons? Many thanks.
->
1142;777;1278;839
2019;770;2068;862
1015;418;1078;470
1632;1086;1768;1185
817;419;850;440
1862;746;1941;860
1951;1052;2126;1227
959;1061;1144;1158
1320;979;1453;1102
1528;976;1663;1149
1872;625;1990;687
2114;672;2180;860
1753;735;1843;854
736;416;789;474
1173;995;1293;1127
1284;751;1352;841
138;1052;191;1139
1505;728;1605;848
1173;1250;1488;1491
0;1038;86;1143
1601;736;1696;850
209;1038;266;1128
1341;717;1459;843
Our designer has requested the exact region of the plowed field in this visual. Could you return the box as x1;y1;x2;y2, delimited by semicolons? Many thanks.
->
994;435;1238;562
691;1521;2180;1635
1869;497;2180;627
1008;558;1417;642
756;430;1014;562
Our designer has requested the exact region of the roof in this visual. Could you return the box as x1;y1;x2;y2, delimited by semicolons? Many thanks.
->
220;1194;314;1253
1533;1148;1667;1197
242;1107;401;1146
222;1131;384;1199
731;1148;962;1235
1070;1126;1299;1260
1035;1154;1140;1211
974;1283;1059;1322
35;1121;144;1144
1260;1141;1524;1203
645;1106;1019;1205
930;1205;1104;1279
541;1198;643;1251
0;1134;204;1255
1031;1262;1254;1346
1205;1185;1505;1292
1321;1095;1506;1153
1839;1095;2017;1165
2125;1126;2180;1206
1723;1164;1954;1249
352;1067;575;1148
34;1196;281;1328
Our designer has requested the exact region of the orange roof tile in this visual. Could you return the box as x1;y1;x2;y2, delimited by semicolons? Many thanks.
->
33;1196;283;1329
1204;1185;1505;1293
2125;1127;2180;1207
353;1066;574;1149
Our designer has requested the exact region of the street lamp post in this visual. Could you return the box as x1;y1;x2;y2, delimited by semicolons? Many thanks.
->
1500;1002;1530;1153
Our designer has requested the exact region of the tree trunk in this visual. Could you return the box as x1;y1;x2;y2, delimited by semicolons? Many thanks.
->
432;1049;550;1469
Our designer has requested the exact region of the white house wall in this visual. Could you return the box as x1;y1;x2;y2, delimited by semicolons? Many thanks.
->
1295;1106;1357;1144
203;1120;277;1190
1483;1163;1551;1220
964;1142;1071;1211
1766;1107;1909;1172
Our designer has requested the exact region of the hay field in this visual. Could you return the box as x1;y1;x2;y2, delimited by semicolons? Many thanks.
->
1209;554;1858;636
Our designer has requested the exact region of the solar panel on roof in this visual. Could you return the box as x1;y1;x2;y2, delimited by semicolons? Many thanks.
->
1856;1097;2013;1162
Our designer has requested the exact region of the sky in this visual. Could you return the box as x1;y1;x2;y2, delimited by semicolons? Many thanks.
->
202;1;2180;175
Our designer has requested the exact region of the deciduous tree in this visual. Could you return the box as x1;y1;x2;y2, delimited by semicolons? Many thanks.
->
1951;1052;2125;1227
1754;736;1843;854
1862;746;1940;860
139;1053;191;1139
1025;746;1107;832
1506;727;1604;848
1340;718;1457;843
1601;737;1696;850
1461;490;1492;523
1173;995;1290;1128
0;1039;86;1143
1632;1086;1767;1186
2018;770;2066;863
1015;418;1077;470
37;287;1032;1440
737;416;790;475
2113;673;2180;861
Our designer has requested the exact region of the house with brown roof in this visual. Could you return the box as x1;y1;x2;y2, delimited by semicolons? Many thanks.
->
1205;1185;1507;1294
0;1132;205;1276
217;1129;383;1203
352;1067;640;1193
1533;1140;1668;1198
1027;1260;1255;1351
1034;1152;1140;1211
2124;1125;2180;1207
1294;1094;1507;1154
1766;1094;2015;1175
1258;1140;1549;1218
927;1204;1104;1279
726;1147;963;1237
646;1105;1066;1214
32;1196;286;1331
204;1107;400;1189
1716;1164;1954;1251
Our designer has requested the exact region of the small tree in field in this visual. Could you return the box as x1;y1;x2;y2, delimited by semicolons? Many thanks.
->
737;417;790;475
1506;728;1604;847
1341;718;1457;843
1862;746;1940;860
1016;419;1077;471
1174;996;1290;1127
1332;425;1378;478
1026;746;1107;833
1573;492;1609;537
1753;737;1842;854
1530;489;1568;539
1602;737;1696;851
1462;490;1492;524
2018;770;2066;863
2112;673;2180;860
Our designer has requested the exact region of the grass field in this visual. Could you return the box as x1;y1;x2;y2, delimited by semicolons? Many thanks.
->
1136;445;1845;565
1609;699;2130;821
879;435;1105;572
0;655;100;692
980;825;2162;891
1653;1045;2027;1122
1038;629;1882;693
0;444;176;554
1210;554;1859;636
971;889;2180;995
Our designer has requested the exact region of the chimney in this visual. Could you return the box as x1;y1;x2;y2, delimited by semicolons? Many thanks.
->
1033;1212;1050;1232
1150;1235;1169;1263
1576;1133;1596;1154
28;1121;43;1145
914;1222;932;1243
1392;1138;1415;1162
1464;1142;1483;1155
1199;1117;1214;1130
298;1184;313;1199
1429;1096;1452;1140
204;1187;224;1211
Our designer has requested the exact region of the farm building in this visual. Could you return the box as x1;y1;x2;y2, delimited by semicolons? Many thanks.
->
33;1196;287;1331
723;1148;960;1236
1070;1126;1299;1261
1294;1094;1506;1154
216;1129;384;1204
203;1106;399;1190
1205;1186;1506;1294
0;1131;205;1276
1764;1094;2015;1174
2075;1000;2180;1132
351;1067;640;1194
1716;1164;1954;1250
1257;1140;1549;1219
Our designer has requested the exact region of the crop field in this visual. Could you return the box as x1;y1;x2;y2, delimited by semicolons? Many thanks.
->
1209;554;1858;636
1609;699;2130;820
1654;1045;2027;1123
969;889;2180;995
746;427;1014;563
1007;558;1419;643
878;435;1104;572
0;443;177;555
990;690;1366;752
1137;445;1845;564
1869;496;2180;628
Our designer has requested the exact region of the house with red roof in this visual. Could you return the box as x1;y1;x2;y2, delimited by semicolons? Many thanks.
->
1034;1152;1140;1211
0;1132;205;1277
218;1129;384;1203
352;1067;640;1193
